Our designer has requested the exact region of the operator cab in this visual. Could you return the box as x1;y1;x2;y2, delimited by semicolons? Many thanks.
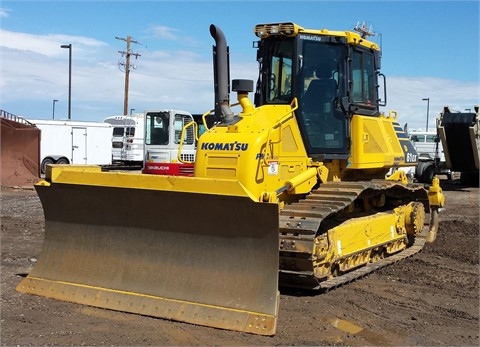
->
253;23;384;161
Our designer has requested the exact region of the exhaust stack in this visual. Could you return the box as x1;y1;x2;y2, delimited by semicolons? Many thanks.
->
210;24;234;124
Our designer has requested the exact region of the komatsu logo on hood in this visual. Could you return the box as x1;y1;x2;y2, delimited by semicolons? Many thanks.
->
201;142;249;151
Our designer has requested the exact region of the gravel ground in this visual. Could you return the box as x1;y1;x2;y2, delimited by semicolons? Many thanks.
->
1;178;478;346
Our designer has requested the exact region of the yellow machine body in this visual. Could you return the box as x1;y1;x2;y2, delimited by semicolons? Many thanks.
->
194;100;416;197
17;22;444;336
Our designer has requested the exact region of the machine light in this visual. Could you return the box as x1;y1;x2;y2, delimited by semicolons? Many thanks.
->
269;25;279;34
254;22;297;38
254;25;268;38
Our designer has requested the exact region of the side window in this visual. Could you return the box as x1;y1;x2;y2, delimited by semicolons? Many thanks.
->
351;49;376;105
266;40;293;102
174;114;195;145
411;135;425;142
145;116;152;144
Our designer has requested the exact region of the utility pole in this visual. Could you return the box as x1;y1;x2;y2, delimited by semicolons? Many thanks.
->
116;35;141;116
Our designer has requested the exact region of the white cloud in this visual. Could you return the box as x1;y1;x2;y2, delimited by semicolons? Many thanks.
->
0;7;10;18
144;25;203;49
0;29;107;58
147;25;179;40
385;77;479;131
1;29;478;128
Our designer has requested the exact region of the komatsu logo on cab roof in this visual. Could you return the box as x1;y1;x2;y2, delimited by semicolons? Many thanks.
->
201;142;249;151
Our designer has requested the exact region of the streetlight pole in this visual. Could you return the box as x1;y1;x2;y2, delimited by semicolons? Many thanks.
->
422;98;430;131
61;44;72;120
52;99;58;119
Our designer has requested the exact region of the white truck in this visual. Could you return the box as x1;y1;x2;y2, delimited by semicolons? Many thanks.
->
410;129;451;183
28;119;113;174
103;114;145;167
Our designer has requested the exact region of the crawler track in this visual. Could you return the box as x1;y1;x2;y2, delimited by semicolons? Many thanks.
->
278;180;429;291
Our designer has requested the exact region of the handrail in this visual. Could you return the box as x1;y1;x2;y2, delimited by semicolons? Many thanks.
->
177;121;198;164
0;109;35;126
201;102;241;132
177;100;297;166
201;109;215;131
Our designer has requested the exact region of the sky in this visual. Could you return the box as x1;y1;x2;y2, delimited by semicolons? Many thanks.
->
1;0;479;131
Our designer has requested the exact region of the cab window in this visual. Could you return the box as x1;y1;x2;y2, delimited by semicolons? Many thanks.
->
266;40;293;103
351;49;376;106
145;112;169;145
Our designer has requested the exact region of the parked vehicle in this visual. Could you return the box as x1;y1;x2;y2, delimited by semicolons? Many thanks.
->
27;119;112;173
142;109;197;176
409;130;451;183
437;106;479;186
103;114;144;167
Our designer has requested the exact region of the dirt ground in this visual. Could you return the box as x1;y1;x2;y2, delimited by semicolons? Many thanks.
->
1;178;478;346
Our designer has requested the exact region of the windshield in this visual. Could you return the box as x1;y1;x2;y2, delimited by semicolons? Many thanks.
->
297;39;348;155
145;112;169;145
145;112;195;146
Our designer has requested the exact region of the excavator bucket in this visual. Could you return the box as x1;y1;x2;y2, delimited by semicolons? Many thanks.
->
16;166;280;335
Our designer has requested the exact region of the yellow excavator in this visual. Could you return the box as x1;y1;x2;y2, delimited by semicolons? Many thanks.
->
17;22;445;336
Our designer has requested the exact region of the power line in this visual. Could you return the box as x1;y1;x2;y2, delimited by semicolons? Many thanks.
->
134;70;212;83
116;35;141;115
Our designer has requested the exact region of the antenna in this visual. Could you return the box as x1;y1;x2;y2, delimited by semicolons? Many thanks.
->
116;35;142;116
354;21;375;38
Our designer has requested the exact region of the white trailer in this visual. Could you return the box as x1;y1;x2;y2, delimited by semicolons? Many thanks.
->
27;119;113;173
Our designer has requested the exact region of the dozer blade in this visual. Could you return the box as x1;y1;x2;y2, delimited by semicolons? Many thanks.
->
16;166;280;335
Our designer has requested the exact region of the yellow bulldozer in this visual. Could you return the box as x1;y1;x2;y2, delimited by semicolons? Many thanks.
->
17;22;445;336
